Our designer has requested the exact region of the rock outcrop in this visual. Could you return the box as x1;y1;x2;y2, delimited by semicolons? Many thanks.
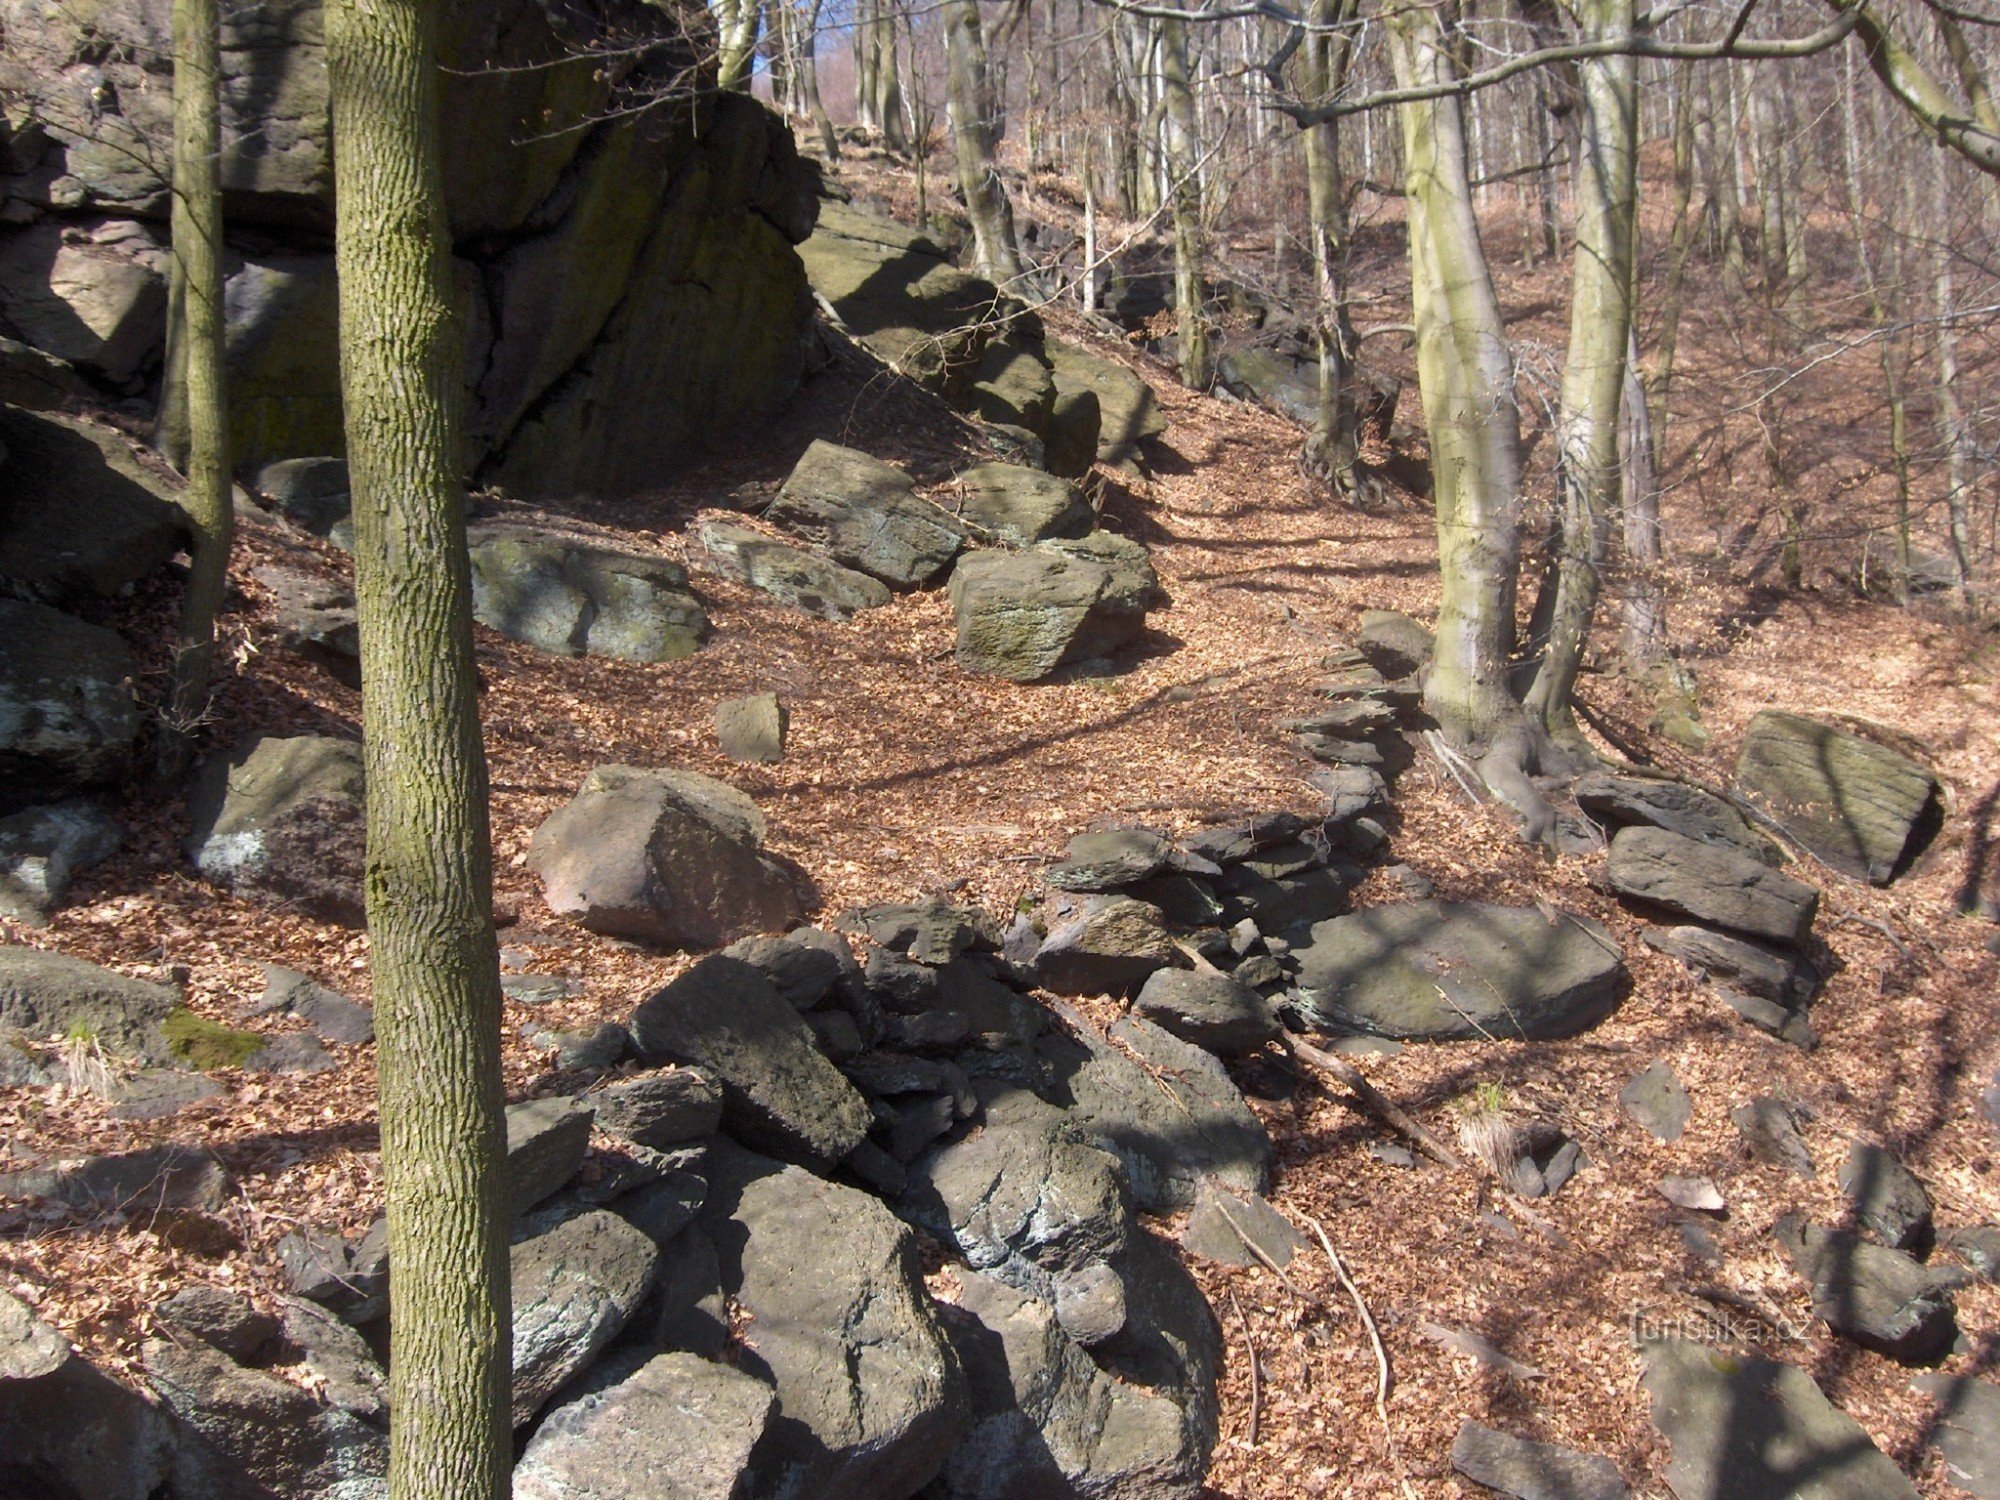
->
0;0;819;494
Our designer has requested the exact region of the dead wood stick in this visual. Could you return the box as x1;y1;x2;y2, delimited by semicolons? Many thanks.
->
1283;1034;1467;1171
1211;1198;1317;1305
1829;906;1916;962
1227;1288;1262;1448
1299;1210;1416;1499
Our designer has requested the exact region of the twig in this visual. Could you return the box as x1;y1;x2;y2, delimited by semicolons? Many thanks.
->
1227;1287;1262;1448
1283;1034;1467;1171
1211;1198;1318;1305
1423;728;1487;806
1828;906;1916;962
1299;1210;1416;1500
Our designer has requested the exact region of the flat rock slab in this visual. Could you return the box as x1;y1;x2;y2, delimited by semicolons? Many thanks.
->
1180;1181;1305;1270
514;1351;775;1500
1607;826;1818;946
253;965;374;1046
1449;1421;1628;1500
0;1142;228;1214
468;524;708;663
1732;1097;1815;1178
1292;900;1626;1042
954;461;1094;544
1913;1373;2000;1500
628;954;872;1169
1641;1337;1918;1500
507;1097;594;1213
1643;925;1819;1010
696;518;892;620
770;440;965;588
1777;1215;1958;1365
1355;609;1432;678
1735;710;1941;884
1619;1061;1692;1143
1575;770;1777;863
1046;827;1174;892
0;405;185;603
592;1066;724;1149
509;1208;661;1427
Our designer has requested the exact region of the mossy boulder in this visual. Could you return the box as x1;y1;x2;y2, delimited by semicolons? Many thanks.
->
1046;340;1164;472
467;526;708;663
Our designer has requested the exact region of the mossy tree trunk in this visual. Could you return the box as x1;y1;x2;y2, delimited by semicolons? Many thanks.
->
945;0;1023;285
158;0;232;783
1523;0;1636;751
324;1;511;1497
1386;0;1524;754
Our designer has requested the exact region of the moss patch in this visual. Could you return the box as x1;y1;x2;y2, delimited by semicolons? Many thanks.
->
164;1008;264;1071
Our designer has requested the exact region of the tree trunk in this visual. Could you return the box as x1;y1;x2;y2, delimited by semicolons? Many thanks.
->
799;0;838;158
945;0;1024;284
1650;63;1696;437
324;1;511;1497
717;0;761;92
1386;0;1524;755
158;0;231;783
1932;150;1977;609
1524;0;1636;752
1158;16;1210;388
1300;0;1361;496
1619;327;1667;664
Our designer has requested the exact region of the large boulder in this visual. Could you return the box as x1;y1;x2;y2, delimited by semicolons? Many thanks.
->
1775;1215;1959;1365
953;462;1094;545
0;599;138;809
1046;339;1165;471
1292;900;1626;1041
798;197;1005;395
901;1085;1134;1338
185;734;367;924
3;0;817;493
1215;345;1318;426
1029;893;1176;996
509;1208;662;1427
527;764;807;949
0;798;121;924
0;406;186;601
943;1269;1211;1499
1734;710;1941;884
0;221;167;385
694;518;892;620
1133;968;1281;1057
0;1289;177;1500
514;1351;775;1500
627;954;872;1169
0;947;179;1064
703;1141;969;1500
1040;1017;1271;1212
768;441;965;589
467;525;708;662
1640;1338;1919;1499
1606;826;1818;946
950;535;1161;682
144;1336;387;1499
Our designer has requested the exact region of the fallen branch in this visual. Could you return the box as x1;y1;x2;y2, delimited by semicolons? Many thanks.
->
1227;1287;1262;1448
1300;1210;1416;1500
1211;1197;1318;1305
1283;1034;1467;1171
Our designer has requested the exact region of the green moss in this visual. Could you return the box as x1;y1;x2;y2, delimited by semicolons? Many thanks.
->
164;1008;264;1071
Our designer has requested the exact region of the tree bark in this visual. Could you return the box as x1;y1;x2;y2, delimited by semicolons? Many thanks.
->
1300;0;1362;496
324;0;511;1496
1524;0;1636;750
1158;16;1211;388
717;0;761;92
1386;0;1524;754
158;0;232;783
945;0;1024;284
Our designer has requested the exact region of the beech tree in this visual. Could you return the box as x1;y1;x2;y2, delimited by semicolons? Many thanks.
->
324;0;512;1495
157;0;231;780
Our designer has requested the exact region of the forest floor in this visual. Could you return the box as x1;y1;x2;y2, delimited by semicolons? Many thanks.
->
3;166;1999;1497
